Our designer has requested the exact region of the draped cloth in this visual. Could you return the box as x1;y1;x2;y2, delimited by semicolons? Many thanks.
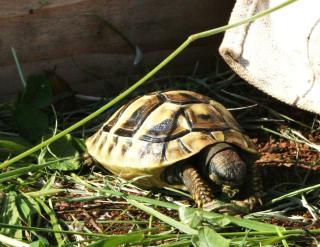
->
219;0;320;114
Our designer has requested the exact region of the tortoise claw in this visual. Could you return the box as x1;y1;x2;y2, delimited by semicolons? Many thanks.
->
231;195;263;211
203;200;249;215
81;152;95;166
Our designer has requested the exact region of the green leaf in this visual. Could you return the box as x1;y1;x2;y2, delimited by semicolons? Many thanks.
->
87;233;144;247
0;191;22;239
71;137;86;152
43;134;80;171
22;73;52;108
14;104;49;142
179;207;231;229
192;227;230;247
16;195;42;226
0;135;32;154
0;135;33;160
17;196;33;221
47;155;80;171
179;207;204;228
30;239;49;247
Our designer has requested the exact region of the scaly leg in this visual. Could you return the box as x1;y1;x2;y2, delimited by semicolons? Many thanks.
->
231;164;264;210
181;165;214;207
181;165;249;214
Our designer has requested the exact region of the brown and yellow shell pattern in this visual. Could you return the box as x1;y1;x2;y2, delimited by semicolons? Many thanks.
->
86;90;258;187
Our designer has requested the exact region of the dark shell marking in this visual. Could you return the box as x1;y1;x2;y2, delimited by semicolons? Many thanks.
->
86;90;258;187
103;93;164;136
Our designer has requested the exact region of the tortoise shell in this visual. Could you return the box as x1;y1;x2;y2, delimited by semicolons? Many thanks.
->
86;90;258;187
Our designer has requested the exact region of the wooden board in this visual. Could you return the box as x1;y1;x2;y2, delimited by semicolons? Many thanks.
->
0;0;234;98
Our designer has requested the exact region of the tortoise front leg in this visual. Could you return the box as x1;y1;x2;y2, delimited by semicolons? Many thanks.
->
181;165;214;207
181;165;249;214
231;164;264;210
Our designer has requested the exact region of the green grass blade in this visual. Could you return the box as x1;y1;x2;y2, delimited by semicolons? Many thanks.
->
0;223;156;238
36;198;66;246
128;199;197;235
181;208;280;232
87;233;144;247
0;233;29;247
260;235;292;246
272;183;320;203
0;164;47;183
276;226;289;247
0;137;32;154
70;174;180;209
11;47;26;88
158;240;192;247
225;214;280;232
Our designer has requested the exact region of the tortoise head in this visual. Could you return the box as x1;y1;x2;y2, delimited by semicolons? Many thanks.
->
205;143;247;188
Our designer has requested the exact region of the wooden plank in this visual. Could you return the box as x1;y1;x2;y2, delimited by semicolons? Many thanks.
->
0;0;234;97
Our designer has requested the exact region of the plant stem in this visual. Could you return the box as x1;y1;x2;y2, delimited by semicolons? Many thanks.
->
11;47;27;89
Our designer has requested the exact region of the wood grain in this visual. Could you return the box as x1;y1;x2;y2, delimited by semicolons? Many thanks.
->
0;0;234;97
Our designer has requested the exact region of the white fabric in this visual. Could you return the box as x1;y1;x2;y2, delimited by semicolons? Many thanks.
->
219;0;320;114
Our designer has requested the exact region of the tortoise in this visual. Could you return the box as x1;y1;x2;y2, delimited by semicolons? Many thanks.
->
86;90;263;213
